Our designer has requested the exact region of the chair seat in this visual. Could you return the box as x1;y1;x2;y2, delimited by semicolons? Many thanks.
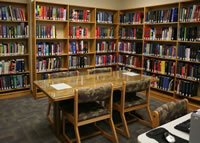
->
114;92;147;108
61;101;110;121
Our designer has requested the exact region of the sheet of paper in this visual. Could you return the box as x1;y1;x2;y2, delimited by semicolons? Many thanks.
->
123;72;139;76
50;83;72;90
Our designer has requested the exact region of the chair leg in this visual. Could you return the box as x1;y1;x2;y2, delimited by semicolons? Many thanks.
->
47;99;54;125
146;105;153;123
62;117;72;143
74;126;81;143
109;118;119;143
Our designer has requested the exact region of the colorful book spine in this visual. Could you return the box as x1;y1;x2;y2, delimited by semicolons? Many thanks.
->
36;5;67;20
0;42;25;56
69;56;89;68
0;59;25;74
69;25;88;38
97;11;113;23
69;8;90;21
95;54;116;66
118;54;141;68
96;26;114;38
120;12;143;24
69;41;89;54
119;27;142;39
37;42;62;56
144;43;176;58
118;41;142;54
96;41;116;53
180;5;200;22
36;24;56;38
179;26;200;41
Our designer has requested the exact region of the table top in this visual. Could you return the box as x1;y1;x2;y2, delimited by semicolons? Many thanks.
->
137;112;193;143
34;71;158;101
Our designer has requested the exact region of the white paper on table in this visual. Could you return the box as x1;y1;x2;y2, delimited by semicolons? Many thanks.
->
122;72;139;76
50;83;72;90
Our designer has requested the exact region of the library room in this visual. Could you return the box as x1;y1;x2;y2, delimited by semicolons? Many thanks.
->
0;0;199;143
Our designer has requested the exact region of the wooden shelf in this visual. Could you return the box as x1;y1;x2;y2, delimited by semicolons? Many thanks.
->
176;76;199;82
0;20;28;23
144;39;177;42
69;21;95;24
0;54;29;57
96;38;118;40
0;38;29;40
119;52;142;56
179;21;200;24
0;86;30;93
95;64;117;68
119;23;143;26
177;59;200;64
36;19;68;23
96;52;116;54
69;52;95;55
118;64;143;70
36;38;68;40
96;22;118;26
178;41;200;44
144;55;176;60
119;38;143;41
151;87;174;94
176;93;200;102
36;68;68;74
37;54;68;57
144;70;175;77
69;66;94;70
145;22;178;25
69;38;95;40
0;71;30;76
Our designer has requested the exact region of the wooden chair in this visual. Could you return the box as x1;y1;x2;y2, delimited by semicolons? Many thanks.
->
47;71;79;126
113;79;152;137
87;67;112;74
61;84;118;143
152;99;189;128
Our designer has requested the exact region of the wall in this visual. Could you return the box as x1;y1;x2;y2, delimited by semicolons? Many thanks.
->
120;0;194;9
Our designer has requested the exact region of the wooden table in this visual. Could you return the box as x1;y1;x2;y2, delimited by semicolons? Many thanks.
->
34;71;158;137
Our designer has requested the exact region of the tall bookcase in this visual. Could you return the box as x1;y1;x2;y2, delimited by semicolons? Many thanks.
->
0;0;30;99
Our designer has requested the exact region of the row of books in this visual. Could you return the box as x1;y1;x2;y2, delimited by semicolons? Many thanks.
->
144;59;175;75
96;41;116;53
36;5;67;20
69;9;90;22
180;5;200;22
119;27;142;39
96;11;113;23
151;75;174;91
176;80;198;97
0;23;29;38
144;43;176;58
95;54;116;66
36;24;56;38
0;6;26;21
118;42;142;54
69;41;88;54
144;27;177;40
179;26;200;41
96;27;114;38
178;45;200;61
0;74;29;90
69;25;88;38
145;8;178;23
176;62;200;81
0;42;25;56
119;12;143;24
118;55;141;68
69;56;89;69
37;42;62;56
0;59;25;74
36;57;62;72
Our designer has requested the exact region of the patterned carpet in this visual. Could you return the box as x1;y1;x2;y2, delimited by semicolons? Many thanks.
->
0;94;165;143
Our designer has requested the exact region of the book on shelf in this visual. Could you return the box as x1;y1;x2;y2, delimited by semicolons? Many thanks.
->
119;27;142;39
36;24;56;38
144;59;175;75
179;26;200;41
69;55;89;69
176;62;200;81
144;43;176;58
0;42;25;56
36;57;62;72
35;5;67;20
118;54;141;68
96;26;114;38
118;41;142;54
97;11;113;23
95;54;116;66
176;79;198;97
120;12;143;24
0;74;29;90
69;25;88;38
0;59;25;74
96;41;116;53
69;8;90;22
0;23;28;38
41;73;48;80
145;8;178;23
144;26;177;40
178;45;200;62
0;5;26;21
69;40;88;54
180;5;200;22
37;42;62;56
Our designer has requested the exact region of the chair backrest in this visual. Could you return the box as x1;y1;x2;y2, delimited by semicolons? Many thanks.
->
48;71;79;79
152;99;188;128
77;84;113;103
87;67;112;74
125;79;150;93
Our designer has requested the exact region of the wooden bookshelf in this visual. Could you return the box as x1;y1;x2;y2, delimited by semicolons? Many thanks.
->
0;0;30;99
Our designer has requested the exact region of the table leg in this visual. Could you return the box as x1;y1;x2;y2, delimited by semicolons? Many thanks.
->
53;102;61;137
